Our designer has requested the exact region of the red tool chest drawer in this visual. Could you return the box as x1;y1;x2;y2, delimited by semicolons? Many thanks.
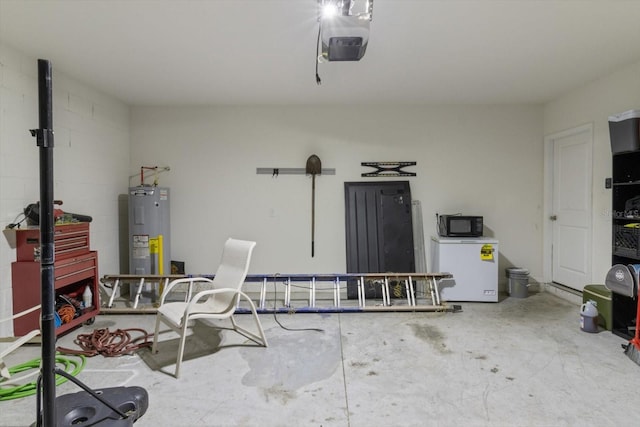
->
15;222;90;262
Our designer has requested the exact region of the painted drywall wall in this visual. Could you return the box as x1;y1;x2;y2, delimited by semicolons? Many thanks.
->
543;59;640;286
0;43;130;336
130;105;543;282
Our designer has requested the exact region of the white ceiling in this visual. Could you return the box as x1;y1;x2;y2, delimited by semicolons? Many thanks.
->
2;0;640;106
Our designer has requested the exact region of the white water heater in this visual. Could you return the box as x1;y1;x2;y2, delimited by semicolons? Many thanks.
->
128;186;171;300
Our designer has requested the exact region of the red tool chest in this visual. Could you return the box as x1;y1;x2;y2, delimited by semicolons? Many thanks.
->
11;222;99;336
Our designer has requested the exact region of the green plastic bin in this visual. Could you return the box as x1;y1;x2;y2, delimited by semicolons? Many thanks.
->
583;284;612;331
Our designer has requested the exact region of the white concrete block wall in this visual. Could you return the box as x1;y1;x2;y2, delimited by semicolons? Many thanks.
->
0;43;130;337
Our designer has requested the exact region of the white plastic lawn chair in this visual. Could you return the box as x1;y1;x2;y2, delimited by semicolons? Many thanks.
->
151;238;267;378
1;306;41;380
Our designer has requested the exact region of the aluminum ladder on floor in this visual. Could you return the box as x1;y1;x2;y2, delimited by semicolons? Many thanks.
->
101;274;187;310
249;273;453;312
100;272;454;313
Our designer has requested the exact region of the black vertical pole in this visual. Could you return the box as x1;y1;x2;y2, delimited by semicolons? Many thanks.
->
33;59;56;427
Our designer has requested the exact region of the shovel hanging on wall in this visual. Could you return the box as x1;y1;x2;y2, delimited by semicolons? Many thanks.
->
306;154;322;257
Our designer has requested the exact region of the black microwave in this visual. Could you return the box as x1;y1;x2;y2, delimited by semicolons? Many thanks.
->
438;215;483;237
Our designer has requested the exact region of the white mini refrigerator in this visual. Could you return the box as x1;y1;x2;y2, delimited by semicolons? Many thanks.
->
430;236;499;302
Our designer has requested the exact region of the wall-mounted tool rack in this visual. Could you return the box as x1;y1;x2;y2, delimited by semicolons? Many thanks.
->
256;168;336;176
361;161;417;177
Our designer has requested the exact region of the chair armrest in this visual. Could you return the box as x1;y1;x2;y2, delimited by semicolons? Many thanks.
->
186;288;237;313
160;277;215;305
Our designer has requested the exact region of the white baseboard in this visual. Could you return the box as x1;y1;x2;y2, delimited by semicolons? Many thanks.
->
543;282;583;305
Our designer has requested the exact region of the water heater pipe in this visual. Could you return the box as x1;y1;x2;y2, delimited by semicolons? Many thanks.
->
139;166;170;186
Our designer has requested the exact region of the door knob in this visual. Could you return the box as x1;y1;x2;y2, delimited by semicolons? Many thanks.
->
550;215;557;221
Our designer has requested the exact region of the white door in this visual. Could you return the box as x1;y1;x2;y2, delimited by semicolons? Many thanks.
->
550;125;593;291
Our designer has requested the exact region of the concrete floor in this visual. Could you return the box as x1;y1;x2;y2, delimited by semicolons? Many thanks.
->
1;290;637;427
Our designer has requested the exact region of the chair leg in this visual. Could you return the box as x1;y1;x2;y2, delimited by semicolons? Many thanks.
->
230;315;239;334
174;319;190;379
248;300;268;347
152;314;162;354
233;292;268;347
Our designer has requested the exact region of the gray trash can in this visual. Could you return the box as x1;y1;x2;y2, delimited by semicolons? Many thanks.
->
506;267;530;298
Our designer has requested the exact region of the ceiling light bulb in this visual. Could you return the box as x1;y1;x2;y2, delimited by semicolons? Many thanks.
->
322;3;339;19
